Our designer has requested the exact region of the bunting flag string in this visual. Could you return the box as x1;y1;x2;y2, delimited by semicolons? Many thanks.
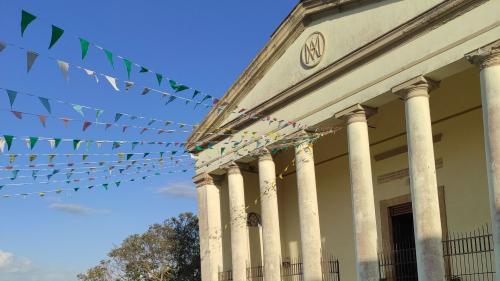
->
0;40;306;131
0;167;188;198
0;134;191;152
0;151;188;162
0;165;190;188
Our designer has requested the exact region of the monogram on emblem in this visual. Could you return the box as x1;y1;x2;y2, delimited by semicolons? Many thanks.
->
301;32;325;68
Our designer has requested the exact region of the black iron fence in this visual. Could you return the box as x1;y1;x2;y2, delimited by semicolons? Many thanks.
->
219;255;340;281
379;225;495;281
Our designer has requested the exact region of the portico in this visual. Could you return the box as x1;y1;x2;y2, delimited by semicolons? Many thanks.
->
188;1;500;281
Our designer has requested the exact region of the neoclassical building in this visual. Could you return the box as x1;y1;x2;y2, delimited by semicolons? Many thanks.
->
187;0;500;280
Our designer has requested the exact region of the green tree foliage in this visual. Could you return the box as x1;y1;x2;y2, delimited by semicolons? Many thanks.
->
77;213;200;281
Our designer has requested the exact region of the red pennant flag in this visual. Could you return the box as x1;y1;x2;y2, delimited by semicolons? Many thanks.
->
38;115;47;127
238;108;246;113
82;121;92;131
157;129;165;135
61;118;70;127
11;111;23;119
122;125;129;133
105;123;112;130
213;98;220;105
140;128;148;134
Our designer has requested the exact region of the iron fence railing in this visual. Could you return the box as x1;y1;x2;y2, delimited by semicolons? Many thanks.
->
379;225;495;281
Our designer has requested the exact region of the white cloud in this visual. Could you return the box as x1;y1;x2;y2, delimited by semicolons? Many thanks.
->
156;181;196;199
0;250;77;281
49;203;110;215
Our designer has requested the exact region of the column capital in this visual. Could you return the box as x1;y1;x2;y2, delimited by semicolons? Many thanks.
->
193;173;215;187
227;162;242;175
392;76;439;100
334;104;377;125
465;40;500;69
257;148;273;162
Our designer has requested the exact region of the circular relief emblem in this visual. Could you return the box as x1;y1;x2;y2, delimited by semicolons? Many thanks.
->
300;32;326;69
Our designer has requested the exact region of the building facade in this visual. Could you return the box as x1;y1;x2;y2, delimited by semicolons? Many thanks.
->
186;0;500;280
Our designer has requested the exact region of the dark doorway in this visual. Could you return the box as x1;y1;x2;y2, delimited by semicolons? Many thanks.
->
390;202;418;280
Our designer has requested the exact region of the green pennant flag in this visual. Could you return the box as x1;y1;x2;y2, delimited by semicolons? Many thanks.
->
141;152;149;158
49;25;64;49
82;154;88;161
73;139;81;150
32;170;38;180
192;90;201;99
38;97;51;114
115;181;121;187
95;109;104;121
29;136;38;150
126;154;133;160
21;10;37;37
159;152;164;158
11;170;19;180
72;104;84;117
4;135;14;151
131;141;139;150
123;58;132;80
6;90;17;108
119;169;124;174
87;185;94;190
168;80;189;92
112;142;121;150
102;183;109;190
156;73;163;86
74;187;80;192
139;66;149;73
103;49;114;69
53;138;61;148
114;113;123;123
195;146;203;152
221;147;226;155
79;38;90;59
201;95;212;103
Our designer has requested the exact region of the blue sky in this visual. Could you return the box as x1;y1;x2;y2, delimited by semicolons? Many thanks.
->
0;1;297;280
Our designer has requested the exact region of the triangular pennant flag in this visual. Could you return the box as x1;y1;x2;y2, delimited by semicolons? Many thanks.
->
6;90;17;108
124;81;134;90
9;154;17;164
61;118;71;127
123;58;132;80
192;90;201;99
119;169;124;174
131;142;139;150
122;125;129;133
11;169;19;180
73;140;81;150
27;51;39;73
105;75;119;91
95;109;104;121
102;183;109;190
140;128;148;134
51;138;61;149
72;104;84;116
168;80;189;92
156;73;163;86
29;136;38;150
86;140;93;150
0;138;5;153
139;66;149;73
159;152;164;158
32;170;38;180
201;95;212;103
49;25;64;49
114;113;123;123
57;60;70;81
117;152;125;160
82;121;92;131
38;115;47;127
221;147;226;155
29;154;37;162
21;10;37;36
112;142;121;150
115;181;121;187
126;154;133;160
11;111;23;119
148;119;156;126
105;123;112;130
0;42;5;53
165;96;176;105
129;115;138;120
74;187;80;192
82;68;99;83
141;87;150;95
38;97;52;114
48;154;56;162
96;141;103;148
79;38;90;59
82;154;88;161
103;49;114;69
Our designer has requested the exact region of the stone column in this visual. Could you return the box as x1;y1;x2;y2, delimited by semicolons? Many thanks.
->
392;76;445;281
466;40;500;280
194;173;223;281
227;163;250;281
295;137;323;281
258;149;282;281
335;104;379;281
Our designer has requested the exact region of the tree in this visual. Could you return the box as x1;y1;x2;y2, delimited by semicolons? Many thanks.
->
78;213;200;281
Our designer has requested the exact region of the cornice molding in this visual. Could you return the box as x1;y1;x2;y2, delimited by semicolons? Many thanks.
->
186;0;487;152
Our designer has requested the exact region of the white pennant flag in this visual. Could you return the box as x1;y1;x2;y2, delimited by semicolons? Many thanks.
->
0;137;5;153
104;75;120;91
124;81;134;91
82;68;99;83
57;60;70;81
48;139;56;149
96;141;103;149
25;139;31;149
